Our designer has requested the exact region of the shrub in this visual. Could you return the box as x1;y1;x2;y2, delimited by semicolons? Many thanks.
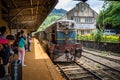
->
77;33;119;43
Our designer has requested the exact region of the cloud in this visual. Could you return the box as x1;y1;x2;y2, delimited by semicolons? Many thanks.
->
87;0;104;13
55;0;79;11
55;0;104;13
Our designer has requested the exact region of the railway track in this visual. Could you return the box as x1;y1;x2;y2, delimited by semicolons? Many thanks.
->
82;55;120;80
55;53;120;80
54;49;120;80
83;50;120;64
56;62;103;80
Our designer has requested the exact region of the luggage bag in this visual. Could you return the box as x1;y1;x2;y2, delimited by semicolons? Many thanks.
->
11;60;22;80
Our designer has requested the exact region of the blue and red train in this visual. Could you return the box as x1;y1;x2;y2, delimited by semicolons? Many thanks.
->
36;20;82;62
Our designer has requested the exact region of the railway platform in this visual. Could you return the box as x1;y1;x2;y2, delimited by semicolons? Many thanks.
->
22;38;63;80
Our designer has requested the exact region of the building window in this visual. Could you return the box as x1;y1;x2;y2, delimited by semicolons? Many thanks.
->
73;17;81;23
78;18;81;22
87;30;90;34
81;30;84;35
85;18;94;23
81;18;85;23
73;17;94;23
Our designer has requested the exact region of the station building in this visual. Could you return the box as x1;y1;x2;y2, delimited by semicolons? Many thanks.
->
59;2;98;35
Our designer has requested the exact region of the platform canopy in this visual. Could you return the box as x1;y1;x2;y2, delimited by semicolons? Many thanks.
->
2;0;58;31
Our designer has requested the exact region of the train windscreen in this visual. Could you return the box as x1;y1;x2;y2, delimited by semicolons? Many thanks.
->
58;21;75;29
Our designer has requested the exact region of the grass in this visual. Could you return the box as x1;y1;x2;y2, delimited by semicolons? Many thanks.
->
95;64;101;68
101;51;109;56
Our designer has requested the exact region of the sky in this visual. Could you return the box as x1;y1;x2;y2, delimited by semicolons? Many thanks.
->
55;0;104;13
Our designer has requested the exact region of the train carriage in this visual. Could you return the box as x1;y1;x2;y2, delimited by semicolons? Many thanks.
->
40;20;82;62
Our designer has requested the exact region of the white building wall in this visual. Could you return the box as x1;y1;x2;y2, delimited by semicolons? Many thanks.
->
59;2;98;35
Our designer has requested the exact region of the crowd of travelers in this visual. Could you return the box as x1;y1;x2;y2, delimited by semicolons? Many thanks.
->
0;26;32;78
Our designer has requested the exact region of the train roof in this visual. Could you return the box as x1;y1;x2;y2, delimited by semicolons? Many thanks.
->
44;20;76;30
56;20;76;23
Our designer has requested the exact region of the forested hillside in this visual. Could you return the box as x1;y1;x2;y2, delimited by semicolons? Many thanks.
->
37;8;67;31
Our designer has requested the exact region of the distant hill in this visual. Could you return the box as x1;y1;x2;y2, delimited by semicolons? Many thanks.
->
37;8;67;31
50;8;67;15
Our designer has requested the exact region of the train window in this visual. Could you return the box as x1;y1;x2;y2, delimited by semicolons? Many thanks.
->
70;23;74;28
58;22;65;28
58;22;69;29
58;21;75;29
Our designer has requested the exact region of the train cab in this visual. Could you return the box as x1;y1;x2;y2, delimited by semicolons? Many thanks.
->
41;20;82;62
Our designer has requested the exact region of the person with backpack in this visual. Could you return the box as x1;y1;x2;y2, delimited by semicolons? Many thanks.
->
0;26;7;78
0;35;15;77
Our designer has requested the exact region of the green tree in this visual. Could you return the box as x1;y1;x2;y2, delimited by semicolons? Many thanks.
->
94;29;103;42
97;1;120;29
37;15;62;31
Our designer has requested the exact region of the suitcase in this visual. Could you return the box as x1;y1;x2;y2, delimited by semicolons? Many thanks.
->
11;60;22;80
0;57;5;78
0;64;5;78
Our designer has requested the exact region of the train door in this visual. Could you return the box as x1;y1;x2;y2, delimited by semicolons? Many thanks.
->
51;26;56;44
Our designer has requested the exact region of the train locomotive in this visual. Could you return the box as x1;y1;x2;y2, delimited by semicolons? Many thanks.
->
37;20;82;62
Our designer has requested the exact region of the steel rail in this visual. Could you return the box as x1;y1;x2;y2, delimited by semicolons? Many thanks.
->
57;62;103;80
82;55;120;73
57;64;71;80
83;50;120;64
74;61;103;80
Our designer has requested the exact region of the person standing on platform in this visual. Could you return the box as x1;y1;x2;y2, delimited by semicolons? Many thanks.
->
0;26;6;39
20;30;27;50
27;33;31;52
0;26;15;76
0;26;7;77
3;35;15;76
18;30;26;66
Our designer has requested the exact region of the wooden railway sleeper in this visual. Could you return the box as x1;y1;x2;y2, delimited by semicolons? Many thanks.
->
66;71;88;75
70;75;94;80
